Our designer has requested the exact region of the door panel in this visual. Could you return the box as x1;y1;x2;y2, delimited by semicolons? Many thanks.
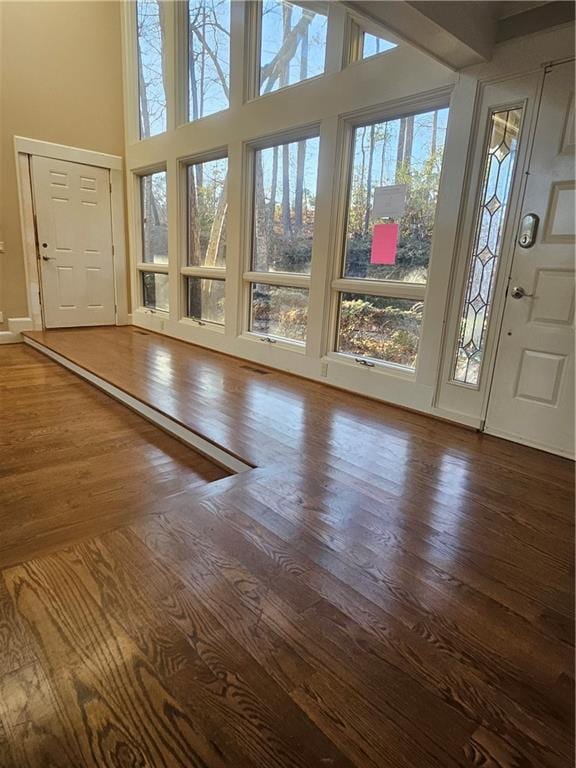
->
485;62;575;458
32;156;115;328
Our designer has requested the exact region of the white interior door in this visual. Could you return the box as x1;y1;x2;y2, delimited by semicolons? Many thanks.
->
485;61;575;458
32;156;116;328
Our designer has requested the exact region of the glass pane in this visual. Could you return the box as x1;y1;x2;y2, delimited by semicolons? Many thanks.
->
250;283;308;342
253;137;320;274
453;108;522;386
362;32;396;59
188;0;230;121
337;294;423;368
344;108;449;283
187;158;228;267
187;277;225;324
141;171;168;264
142;271;169;312
259;0;327;95
137;1;167;138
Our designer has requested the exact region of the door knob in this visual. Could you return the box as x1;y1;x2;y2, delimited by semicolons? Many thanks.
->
510;286;533;299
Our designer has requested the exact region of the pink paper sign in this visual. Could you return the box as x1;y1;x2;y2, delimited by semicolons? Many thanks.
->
371;222;399;265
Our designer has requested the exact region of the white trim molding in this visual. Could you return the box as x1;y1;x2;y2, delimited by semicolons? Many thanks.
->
13;136;130;330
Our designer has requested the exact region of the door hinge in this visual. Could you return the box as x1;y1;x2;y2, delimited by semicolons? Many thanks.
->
109;182;113;194
112;244;115;256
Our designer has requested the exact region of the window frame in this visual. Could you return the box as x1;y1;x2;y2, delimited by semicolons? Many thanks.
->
179;149;229;329
252;0;331;101
241;125;321;348
135;166;170;313
326;96;450;373
345;16;399;67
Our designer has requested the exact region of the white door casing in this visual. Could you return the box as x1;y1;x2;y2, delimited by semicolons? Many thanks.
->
32;156;116;328
485;61;575;458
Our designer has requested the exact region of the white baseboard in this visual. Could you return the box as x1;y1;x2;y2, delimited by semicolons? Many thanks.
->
0;331;20;345
8;317;34;333
24;336;254;475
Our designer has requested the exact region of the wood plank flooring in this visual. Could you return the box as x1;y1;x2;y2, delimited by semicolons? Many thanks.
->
0;326;572;768
0;345;228;568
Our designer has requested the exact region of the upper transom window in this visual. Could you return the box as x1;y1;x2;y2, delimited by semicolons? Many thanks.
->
137;1;167;138
259;1;328;95
187;0;231;121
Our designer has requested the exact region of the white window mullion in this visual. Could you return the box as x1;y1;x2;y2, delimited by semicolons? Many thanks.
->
224;140;245;338
167;156;180;321
306;116;340;359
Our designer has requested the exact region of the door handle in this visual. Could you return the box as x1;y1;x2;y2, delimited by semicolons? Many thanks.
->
510;286;533;299
42;255;55;261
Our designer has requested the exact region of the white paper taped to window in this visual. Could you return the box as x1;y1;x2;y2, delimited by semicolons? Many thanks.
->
372;184;408;220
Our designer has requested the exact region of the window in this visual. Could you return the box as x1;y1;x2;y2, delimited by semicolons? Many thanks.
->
188;0;230;121
452;108;522;386
362;32;396;59
334;107;448;368
344;109;448;284
247;134;320;343
138;170;169;312
141;171;168;264
187;277;225;324
187;157;228;267
142;272;169;312
183;156;228;325
259;1;327;95
137;1;167;138
337;295;423;367
253;136;319;274
250;284;308;342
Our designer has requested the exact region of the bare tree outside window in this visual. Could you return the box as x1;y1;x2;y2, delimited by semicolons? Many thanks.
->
252;136;320;274
188;0;230;121
344;108;448;284
141;171;168;264
187;158;228;267
259;0;327;95
137;1;167;138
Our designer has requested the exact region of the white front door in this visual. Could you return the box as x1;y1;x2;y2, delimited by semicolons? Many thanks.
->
32;156;116;328
485;61;575;458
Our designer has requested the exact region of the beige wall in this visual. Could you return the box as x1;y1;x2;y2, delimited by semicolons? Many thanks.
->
0;0;125;325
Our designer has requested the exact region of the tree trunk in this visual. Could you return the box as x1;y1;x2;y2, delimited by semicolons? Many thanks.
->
158;1;168;123
205;177;228;268
269;145;278;226
294;26;308;232
188;9;200;121
431;110;438;156
254;155;269;270
188;167;201;266
404;115;414;171
137;13;151;138
280;4;292;236
364;124;376;233
395;117;406;181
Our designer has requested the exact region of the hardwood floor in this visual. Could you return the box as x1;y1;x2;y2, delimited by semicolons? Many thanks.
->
0;345;228;568
0;326;573;768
